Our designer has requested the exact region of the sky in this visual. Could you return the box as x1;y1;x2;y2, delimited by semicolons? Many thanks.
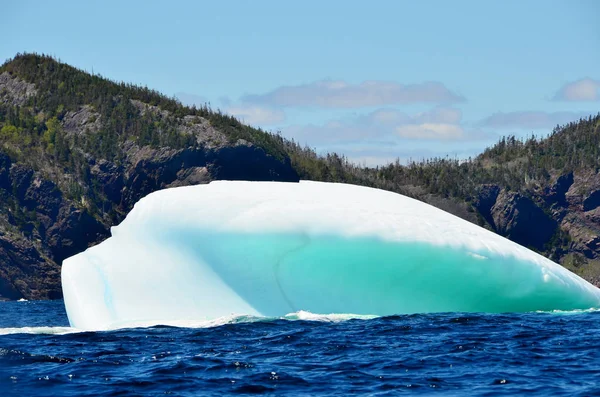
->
3;0;600;165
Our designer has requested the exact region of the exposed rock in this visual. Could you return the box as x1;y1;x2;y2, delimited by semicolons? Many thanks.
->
62;105;102;136
0;235;60;300
584;190;600;211
491;190;557;250
46;206;108;264
584;207;600;224
566;169;600;208
559;208;600;262
585;235;600;251
0;72;37;106
23;176;62;219
167;167;210;188
90;159;124;204
130;99;170;119
120;142;298;209
473;184;500;227
544;172;573;206
179;115;228;148
9;165;33;201
207;144;298;182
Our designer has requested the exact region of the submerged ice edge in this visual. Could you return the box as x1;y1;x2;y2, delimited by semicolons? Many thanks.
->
0;311;376;335
4;309;600;335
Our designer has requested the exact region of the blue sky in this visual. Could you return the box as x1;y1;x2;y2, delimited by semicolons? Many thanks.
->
3;0;599;165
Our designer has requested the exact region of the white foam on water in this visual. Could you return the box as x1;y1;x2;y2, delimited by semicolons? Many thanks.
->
2;310;598;335
0;326;80;335
284;310;378;322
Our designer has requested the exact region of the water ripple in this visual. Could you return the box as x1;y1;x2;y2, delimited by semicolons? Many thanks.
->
1;301;600;395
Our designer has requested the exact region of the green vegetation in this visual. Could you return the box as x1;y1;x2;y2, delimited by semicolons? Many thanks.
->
0;53;288;162
3;52;598;207
0;53;294;219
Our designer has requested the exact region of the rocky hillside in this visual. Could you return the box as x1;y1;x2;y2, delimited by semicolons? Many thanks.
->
0;54;298;299
0;53;599;300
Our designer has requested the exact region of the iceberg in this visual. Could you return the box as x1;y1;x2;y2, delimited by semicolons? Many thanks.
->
62;181;600;330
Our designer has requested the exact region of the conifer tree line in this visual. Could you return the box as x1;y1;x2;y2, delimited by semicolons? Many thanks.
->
1;52;599;208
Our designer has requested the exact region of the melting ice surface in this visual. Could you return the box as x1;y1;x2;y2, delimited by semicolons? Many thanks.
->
62;181;600;330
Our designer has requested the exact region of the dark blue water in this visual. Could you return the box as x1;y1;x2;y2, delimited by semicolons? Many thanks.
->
1;301;600;396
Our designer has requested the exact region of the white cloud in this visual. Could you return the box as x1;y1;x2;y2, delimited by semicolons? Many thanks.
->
479;111;591;129
283;107;489;145
242;80;465;108
415;107;462;124
552;78;600;101
225;105;286;126
396;123;464;140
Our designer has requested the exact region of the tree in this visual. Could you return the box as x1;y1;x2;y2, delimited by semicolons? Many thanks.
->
0;124;18;142
43;116;65;155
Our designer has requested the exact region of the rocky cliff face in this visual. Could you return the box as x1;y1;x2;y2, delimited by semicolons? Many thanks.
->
490;190;557;251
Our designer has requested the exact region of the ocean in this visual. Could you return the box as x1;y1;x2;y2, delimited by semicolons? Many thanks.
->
1;300;599;396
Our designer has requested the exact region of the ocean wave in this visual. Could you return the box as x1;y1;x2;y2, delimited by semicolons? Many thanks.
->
2;308;598;335
97;311;379;331
0;311;378;334
535;307;600;315
0;326;80;336
283;310;378;322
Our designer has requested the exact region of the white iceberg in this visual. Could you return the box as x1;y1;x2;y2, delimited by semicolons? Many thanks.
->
62;181;600;330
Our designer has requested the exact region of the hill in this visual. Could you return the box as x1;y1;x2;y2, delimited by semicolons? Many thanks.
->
0;53;599;299
0;53;299;299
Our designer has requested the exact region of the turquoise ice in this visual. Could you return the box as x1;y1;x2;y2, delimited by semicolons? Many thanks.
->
62;181;600;330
